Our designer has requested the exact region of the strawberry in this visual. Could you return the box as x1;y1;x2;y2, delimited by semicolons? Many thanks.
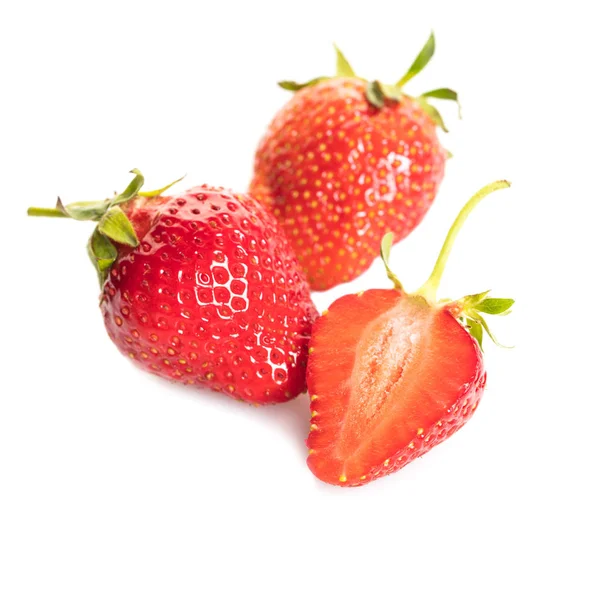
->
28;170;318;404
306;181;513;486
250;32;460;290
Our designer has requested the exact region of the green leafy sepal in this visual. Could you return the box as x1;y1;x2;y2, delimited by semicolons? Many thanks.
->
452;291;514;351
28;170;184;286
277;31;460;131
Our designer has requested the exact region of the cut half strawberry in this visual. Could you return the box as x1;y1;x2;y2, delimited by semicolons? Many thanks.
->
306;181;513;486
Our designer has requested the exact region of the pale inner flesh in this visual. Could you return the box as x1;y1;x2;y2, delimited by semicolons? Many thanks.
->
335;298;437;467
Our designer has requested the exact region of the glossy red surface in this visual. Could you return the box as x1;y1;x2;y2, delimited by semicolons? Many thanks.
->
251;78;446;290
102;186;318;404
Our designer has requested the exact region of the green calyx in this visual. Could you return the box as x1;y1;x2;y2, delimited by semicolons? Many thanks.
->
27;170;183;286
380;180;514;351
277;31;460;131
454;291;514;350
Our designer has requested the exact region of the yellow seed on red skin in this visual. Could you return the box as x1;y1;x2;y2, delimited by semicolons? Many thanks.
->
339;475;347;482
417;428;424;435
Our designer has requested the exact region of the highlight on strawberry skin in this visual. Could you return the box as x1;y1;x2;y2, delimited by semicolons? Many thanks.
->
28;170;319;405
251;32;461;291
306;181;514;487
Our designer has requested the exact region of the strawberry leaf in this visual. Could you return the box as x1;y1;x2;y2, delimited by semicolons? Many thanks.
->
466;317;484;350
53;170;145;222
417;98;449;132
278;77;330;91
98;206;139;247
477;313;514;349
139;174;186;198
397;31;435;88
56;198;109;221
477;298;515;315
380;232;403;290
421;88;462;118
87;229;117;284
461;290;491;307
109;169;145;207
29;169;148;289
334;45;356;77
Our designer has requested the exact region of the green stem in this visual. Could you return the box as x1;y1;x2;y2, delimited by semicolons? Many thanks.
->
27;207;68;218
416;180;511;304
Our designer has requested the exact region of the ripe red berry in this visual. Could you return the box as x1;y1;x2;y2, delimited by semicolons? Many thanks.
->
28;171;318;404
306;181;513;486
251;33;460;291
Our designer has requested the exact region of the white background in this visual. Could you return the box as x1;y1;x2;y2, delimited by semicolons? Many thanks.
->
1;1;598;598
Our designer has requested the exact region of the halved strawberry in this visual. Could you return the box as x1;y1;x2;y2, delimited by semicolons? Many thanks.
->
306;181;513;486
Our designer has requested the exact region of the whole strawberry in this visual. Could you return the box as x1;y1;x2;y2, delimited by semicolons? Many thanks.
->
250;32;460;290
28;171;318;404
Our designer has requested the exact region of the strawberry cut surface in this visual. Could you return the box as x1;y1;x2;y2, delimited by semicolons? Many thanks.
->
306;289;485;486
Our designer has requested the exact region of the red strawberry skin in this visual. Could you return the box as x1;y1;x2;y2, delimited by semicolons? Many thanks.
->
250;78;446;290
306;289;485;486
101;186;319;404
